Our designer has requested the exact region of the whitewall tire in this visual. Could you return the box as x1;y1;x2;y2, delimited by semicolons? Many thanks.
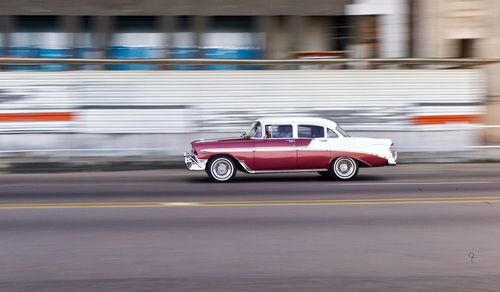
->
330;157;358;180
207;156;237;182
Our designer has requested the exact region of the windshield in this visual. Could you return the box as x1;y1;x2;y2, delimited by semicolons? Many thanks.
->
245;122;262;138
336;125;350;137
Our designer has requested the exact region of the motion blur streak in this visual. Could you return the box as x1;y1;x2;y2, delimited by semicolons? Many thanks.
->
2;196;500;209
0;112;75;122
410;114;482;125
0;70;484;159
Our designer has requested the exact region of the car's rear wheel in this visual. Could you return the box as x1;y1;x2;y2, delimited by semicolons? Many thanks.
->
206;155;237;182
330;157;358;180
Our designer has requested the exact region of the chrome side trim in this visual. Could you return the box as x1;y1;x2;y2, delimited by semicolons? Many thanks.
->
183;152;207;171
201;146;390;155
201;147;317;153
239;161;256;173
239;161;327;174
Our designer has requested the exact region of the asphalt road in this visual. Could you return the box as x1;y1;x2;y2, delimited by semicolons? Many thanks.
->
0;164;500;291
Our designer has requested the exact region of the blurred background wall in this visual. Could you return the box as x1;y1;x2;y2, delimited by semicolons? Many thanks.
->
0;0;498;161
0;70;485;160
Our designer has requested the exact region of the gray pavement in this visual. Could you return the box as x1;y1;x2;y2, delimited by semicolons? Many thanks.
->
0;164;500;291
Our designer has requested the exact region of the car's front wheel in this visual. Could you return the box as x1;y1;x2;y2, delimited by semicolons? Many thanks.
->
330;157;358;180
206;155;237;182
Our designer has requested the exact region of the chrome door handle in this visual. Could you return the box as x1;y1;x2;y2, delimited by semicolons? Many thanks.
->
318;139;327;142
286;140;295;143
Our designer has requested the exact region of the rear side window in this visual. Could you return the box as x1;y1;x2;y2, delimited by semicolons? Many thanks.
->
298;125;325;138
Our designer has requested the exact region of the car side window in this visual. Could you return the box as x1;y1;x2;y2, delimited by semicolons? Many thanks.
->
298;125;325;138
265;124;293;139
327;128;339;138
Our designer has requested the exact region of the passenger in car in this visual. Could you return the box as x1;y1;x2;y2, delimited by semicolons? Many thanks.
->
312;127;323;138
277;125;292;138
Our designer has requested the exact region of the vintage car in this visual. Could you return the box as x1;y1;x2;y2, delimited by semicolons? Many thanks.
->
184;117;396;182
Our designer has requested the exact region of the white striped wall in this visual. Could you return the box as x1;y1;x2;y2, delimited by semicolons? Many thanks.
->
0;70;486;155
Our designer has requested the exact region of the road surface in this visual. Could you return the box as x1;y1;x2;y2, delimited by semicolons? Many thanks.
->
0;163;500;291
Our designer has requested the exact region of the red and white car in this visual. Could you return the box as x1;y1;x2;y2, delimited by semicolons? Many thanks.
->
184;117;397;182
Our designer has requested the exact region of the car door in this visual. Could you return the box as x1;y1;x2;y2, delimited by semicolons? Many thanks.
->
296;124;331;169
253;124;297;171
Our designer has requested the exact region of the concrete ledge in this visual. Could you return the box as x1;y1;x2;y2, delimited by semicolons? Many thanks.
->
2;149;500;173
0;157;185;173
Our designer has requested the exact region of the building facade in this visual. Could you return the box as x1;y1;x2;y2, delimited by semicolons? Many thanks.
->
414;0;499;143
0;0;409;69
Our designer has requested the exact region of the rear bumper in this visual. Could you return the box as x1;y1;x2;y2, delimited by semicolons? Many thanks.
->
388;151;397;165
184;152;207;171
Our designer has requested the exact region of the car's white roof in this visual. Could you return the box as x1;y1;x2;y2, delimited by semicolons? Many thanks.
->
257;117;337;128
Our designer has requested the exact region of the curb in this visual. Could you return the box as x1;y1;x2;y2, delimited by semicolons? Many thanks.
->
1;159;186;173
2;150;500;174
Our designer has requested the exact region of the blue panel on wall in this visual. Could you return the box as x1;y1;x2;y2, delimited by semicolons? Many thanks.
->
74;47;97;70
170;48;198;70
74;47;94;58
9;47;39;70
38;48;70;71
9;47;72;71
108;46;159;70
202;48;263;70
203;48;237;70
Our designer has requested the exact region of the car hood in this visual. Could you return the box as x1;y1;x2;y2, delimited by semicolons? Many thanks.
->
192;137;247;144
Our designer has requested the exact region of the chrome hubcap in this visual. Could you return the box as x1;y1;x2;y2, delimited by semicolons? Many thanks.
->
211;158;233;181
334;158;356;178
216;163;228;175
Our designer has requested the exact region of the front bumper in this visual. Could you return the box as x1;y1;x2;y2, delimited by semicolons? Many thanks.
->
184;152;207;171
